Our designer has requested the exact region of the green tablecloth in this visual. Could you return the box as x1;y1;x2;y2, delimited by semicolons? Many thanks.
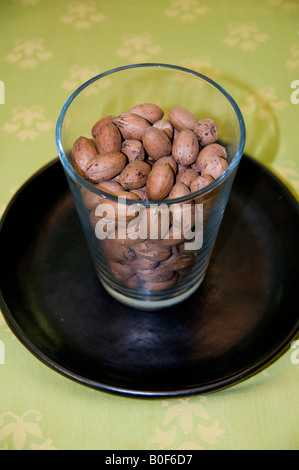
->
1;0;299;451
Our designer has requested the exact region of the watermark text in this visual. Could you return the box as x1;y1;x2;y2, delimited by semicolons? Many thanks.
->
94;200;203;251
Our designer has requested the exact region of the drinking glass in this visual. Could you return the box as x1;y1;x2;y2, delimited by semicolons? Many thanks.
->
56;63;246;310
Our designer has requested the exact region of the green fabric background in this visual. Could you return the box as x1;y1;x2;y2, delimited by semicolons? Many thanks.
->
0;0;298;450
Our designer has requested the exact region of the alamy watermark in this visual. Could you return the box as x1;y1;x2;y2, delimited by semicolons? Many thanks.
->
0;80;4;104
0;341;5;365
94;199;203;251
290;80;299;104
290;340;299;365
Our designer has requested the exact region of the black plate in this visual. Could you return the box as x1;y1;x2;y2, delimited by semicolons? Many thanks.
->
0;156;299;397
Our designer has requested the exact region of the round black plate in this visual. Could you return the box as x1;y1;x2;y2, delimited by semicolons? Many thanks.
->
0;156;299;397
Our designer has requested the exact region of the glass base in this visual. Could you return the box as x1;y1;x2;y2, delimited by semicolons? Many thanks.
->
100;277;204;311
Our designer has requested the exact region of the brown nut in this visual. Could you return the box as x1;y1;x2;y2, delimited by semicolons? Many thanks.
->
85;152;127;183
91;115;116;138
109;261;134;281
130;186;147;201
133;240;172;261
130;257;159;270
176;168;199;188
160;252;195;271
137;265;174;282
190;175;214;193
94;121;122;154
193;119;218;146
119;161;152;190
143;273;178;292
101;190;140;222
97;180;124;195
130;103;164;124
113;112;150;140
121;140;145;162
172;129;200;166
193;143;227;172
157;226;186;246
111;174;121;182
153;119;174;140
168;182;190;199
201;156;228;179
168;107;198;131
152;156;178;175
101;238;136;263
146;163;174;201
192;176;216;205
72;136;98;176
123;274;140;289
82;180;123;211
109;229;144;247
142;126;172;161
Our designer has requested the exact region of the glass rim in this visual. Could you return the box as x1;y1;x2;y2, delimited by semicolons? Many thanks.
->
55;62;246;206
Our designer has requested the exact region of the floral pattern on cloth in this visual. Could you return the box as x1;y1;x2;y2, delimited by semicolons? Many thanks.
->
150;398;225;450
5;38;53;70
2;106;53;142
164;0;209;23
0;411;57;450
60;1;106;30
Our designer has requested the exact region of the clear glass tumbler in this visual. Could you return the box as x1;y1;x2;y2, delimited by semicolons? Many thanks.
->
56;63;245;310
